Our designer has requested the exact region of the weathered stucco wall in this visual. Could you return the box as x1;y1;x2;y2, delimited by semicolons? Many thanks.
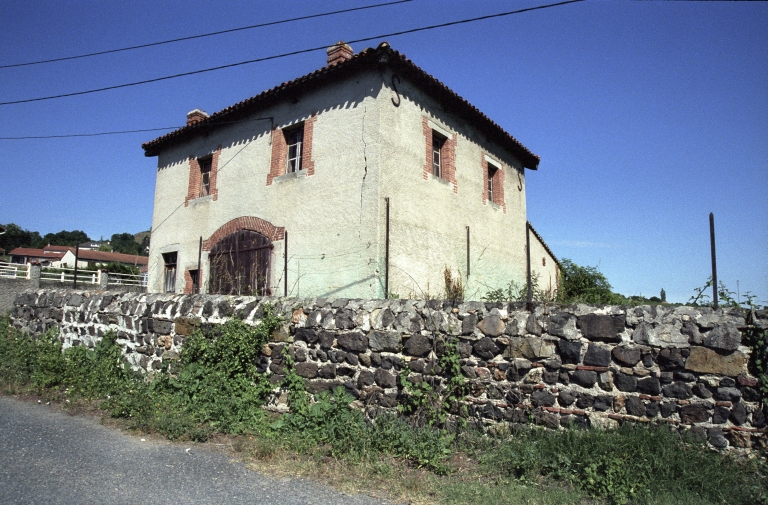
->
149;70;384;299
11;289;767;452
148;60;547;301
378;69;529;300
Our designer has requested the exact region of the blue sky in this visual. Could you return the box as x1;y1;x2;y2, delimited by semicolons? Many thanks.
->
1;0;766;304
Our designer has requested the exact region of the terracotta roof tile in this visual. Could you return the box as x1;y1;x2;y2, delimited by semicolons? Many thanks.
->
142;43;539;169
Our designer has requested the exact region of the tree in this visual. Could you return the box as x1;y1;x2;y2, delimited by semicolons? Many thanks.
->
558;259;625;305
660;288;666;303
110;233;141;255
38;230;90;248
0;223;43;251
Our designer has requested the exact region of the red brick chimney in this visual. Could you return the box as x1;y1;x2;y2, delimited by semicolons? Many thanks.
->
326;41;353;66
186;109;209;126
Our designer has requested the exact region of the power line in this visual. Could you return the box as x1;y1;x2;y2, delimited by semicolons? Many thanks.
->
0;0;412;70
0;116;273;140
0;0;584;107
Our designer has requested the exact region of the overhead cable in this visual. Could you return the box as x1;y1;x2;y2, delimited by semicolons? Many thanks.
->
0;0;584;107
0;0;412;69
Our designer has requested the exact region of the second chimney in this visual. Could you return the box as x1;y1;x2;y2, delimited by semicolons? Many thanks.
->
326;41;353;66
187;109;209;126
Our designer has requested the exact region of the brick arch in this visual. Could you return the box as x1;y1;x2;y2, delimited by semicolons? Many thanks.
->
202;216;285;251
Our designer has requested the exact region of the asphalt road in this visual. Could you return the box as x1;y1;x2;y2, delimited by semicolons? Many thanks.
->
0;396;391;505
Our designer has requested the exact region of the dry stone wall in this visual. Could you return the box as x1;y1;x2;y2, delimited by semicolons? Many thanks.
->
10;289;768;451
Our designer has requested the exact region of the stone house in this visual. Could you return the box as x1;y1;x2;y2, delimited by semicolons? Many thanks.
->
142;42;558;299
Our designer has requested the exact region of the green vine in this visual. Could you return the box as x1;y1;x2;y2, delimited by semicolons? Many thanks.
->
743;319;768;408
397;339;468;428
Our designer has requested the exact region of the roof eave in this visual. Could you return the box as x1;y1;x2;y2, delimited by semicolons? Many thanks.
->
142;46;540;169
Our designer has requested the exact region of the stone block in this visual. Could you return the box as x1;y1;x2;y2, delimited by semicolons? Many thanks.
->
702;323;741;352
577;314;625;341
504;337;556;360
656;348;686;370
403;334;431;357
583;343;611;367
473;337;500;360
294;362;318;379
337;331;367;353
679;404;710;423
637;377;661;395
625;396;646;416
558;340;582;364
684;347;746;376
612;346;641;366
548;312;578;339
374;369;396;388
662;381;692;399
368;330;401;352
477;314;505;337
571;370;597;388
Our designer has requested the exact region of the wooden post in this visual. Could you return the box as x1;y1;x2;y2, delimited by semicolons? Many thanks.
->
526;222;532;309
196;236;202;294
710;213;718;310
385;197;390;299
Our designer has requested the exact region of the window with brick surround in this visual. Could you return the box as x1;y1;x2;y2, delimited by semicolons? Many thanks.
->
198;156;212;197
285;125;304;173
422;118;457;192
482;155;505;211
185;146;220;206
487;164;497;202
267;116;316;185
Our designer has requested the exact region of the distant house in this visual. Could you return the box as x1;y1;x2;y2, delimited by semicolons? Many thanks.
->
9;245;69;266
57;249;148;270
142;41;559;298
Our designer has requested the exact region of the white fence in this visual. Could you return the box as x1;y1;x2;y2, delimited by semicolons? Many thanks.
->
40;266;100;285
0;261;29;279
106;271;147;288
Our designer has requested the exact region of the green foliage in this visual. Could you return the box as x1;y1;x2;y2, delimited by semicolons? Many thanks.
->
477;423;767;505
483;272;556;303
82;262;139;275
557;259;626;304
110;232;147;256
398;340;467;430
743;324;768;408
0;223;44;252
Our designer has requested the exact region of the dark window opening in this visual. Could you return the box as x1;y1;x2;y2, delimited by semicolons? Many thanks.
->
432;131;446;178
189;269;200;294
199;156;212;197
487;164;498;203
285;126;304;173
162;252;177;293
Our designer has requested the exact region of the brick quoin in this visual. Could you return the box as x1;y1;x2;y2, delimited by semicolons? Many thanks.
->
185;145;221;206
202;216;285;251
267;115;317;186
422;117;457;193
183;269;194;294
482;154;506;213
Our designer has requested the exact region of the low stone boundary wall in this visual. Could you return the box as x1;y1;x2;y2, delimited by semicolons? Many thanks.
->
10;289;767;451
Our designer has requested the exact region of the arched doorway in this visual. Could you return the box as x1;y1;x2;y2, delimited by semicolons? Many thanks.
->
209;230;273;296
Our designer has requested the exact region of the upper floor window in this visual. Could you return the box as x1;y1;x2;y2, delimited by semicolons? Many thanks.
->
422;118;457;192
432;132;446;178
285;125;304;173
267;117;316;185
483;156;505;211
185;146;220;206
198;156;212;197
487;164;497;202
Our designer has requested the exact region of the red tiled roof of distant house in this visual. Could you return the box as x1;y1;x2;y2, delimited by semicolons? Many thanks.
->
76;249;148;266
